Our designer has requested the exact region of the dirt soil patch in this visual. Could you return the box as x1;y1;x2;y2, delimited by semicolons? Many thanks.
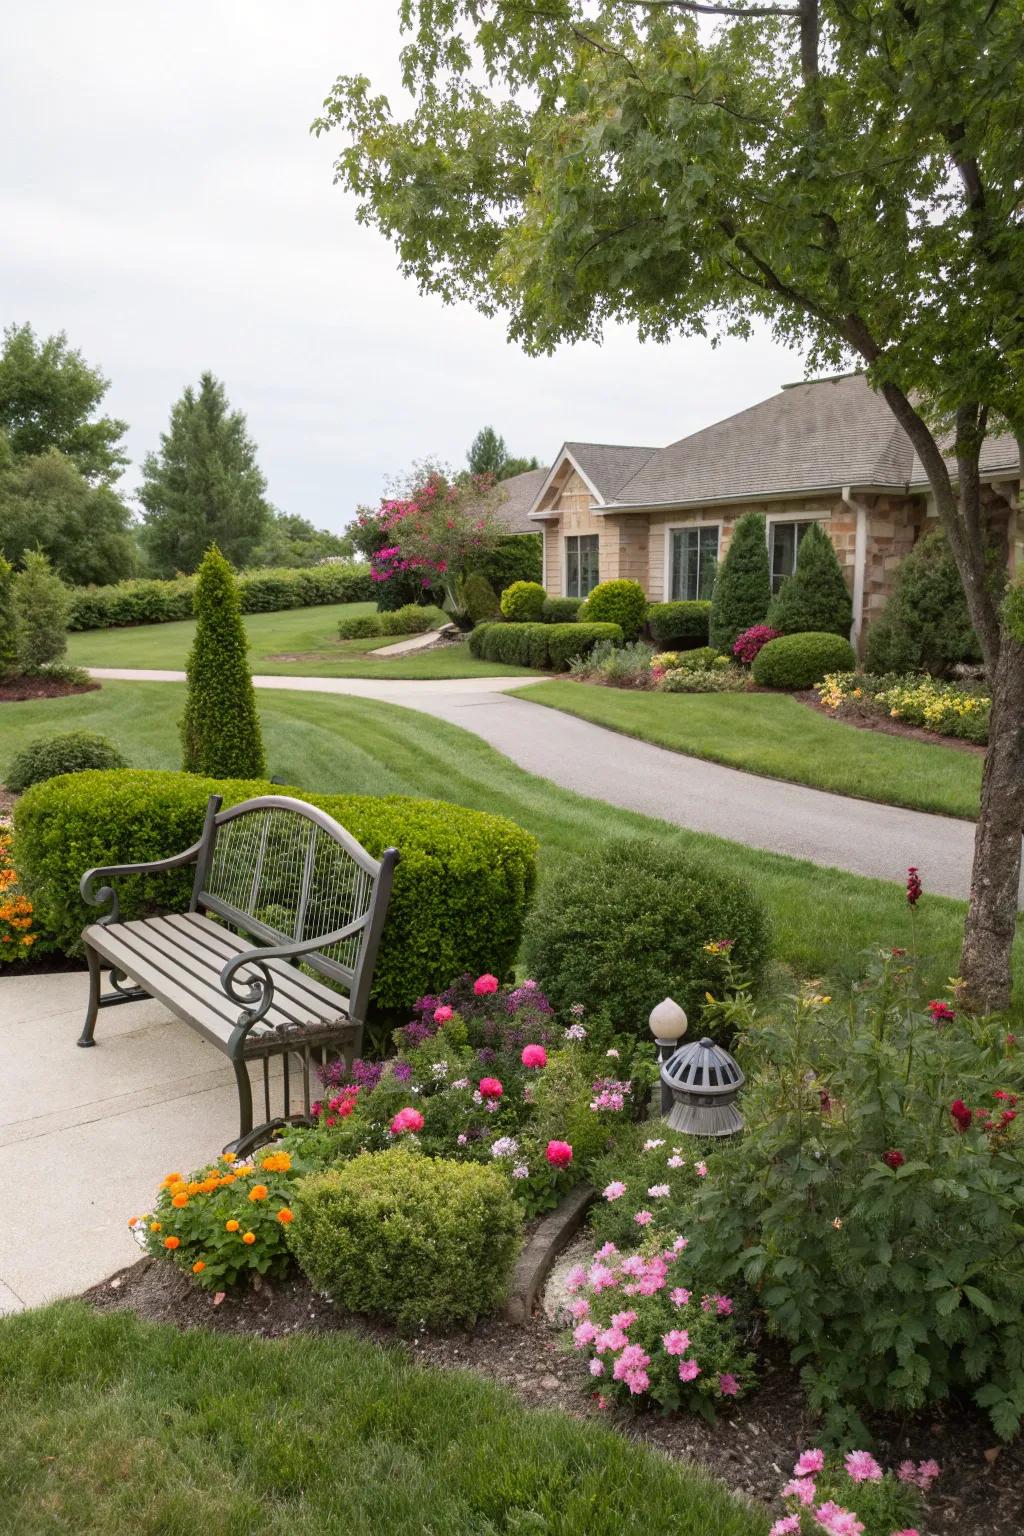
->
0;675;99;702
84;1258;1024;1536
798;691;986;756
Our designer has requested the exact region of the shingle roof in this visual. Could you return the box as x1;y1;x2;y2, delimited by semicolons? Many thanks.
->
491;467;549;534
563;442;659;501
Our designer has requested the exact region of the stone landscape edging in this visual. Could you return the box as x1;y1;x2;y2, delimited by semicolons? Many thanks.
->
503;1183;595;1324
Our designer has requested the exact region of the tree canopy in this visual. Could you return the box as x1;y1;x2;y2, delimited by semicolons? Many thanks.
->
140;372;272;576
0;447;137;586
467;425;540;480
0;323;128;484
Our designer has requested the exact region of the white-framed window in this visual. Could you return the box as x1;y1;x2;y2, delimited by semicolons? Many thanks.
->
669;525;719;601
565;534;599;598
769;519;817;593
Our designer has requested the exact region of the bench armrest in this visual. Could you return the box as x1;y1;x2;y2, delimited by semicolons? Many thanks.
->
80;840;205;926
219;918;370;1039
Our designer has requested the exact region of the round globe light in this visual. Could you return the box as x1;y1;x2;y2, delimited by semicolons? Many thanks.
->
649;997;688;1043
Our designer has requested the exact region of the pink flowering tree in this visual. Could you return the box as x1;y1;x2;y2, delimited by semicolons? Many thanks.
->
362;468;505;617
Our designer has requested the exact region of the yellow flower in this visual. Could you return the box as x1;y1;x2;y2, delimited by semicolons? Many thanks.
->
225;1219;240;1233
261;1151;292;1174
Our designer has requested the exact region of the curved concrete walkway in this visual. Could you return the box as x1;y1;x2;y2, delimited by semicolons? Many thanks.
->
88;667;1004;904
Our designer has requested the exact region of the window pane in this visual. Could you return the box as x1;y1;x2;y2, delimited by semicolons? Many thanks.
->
697;527;719;600
566;538;579;598
670;531;684;600
580;535;599;596
770;523;796;593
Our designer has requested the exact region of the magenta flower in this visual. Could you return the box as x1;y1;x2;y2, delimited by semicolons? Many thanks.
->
670;1286;691;1307
389;1106;424;1136
572;1321;598;1349
546;1140;573;1167
473;973;499;995
677;1358;700;1382
521;1044;547;1068
478;1077;503;1099
433;1005;454;1023
610;1309;637;1330
633;1210;653;1227
661;1329;690;1355
718;1372;739;1397
781;1477;817;1507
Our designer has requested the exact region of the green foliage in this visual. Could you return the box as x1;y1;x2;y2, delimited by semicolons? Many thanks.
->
13;768;538;1006
568;637;654;686
0;555;19;680
752;631;856;689
180;547;266;779
767;522;853;638
67;562;374;631
542;595;583;623
469;620;622;669
0;450;137;585
867;528;982;676
522;837;769;1035
461;568;500;623
578;579;647;641
12;552;70;671
5;731;127;795
475;532;542;593
647;600;711;649
500;579;547;621
0;323;127;483
467;425;540;481
288;1149;522;1329
660;662;746;693
337;605;443;641
139;373;272;576
709;514;771;652
338;613;384;639
684;956;1024;1440
248;512;355;569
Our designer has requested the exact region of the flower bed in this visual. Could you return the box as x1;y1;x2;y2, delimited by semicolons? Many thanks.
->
0;827;36;963
817;671;990;744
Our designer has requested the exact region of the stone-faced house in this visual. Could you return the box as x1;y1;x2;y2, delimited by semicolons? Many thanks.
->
524;374;1021;648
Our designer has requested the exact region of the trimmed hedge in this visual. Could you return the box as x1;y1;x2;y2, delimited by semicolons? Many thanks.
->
752;631;856;689
288;1149;522;1329
67;563;374;631
541;596;583;623
468;621;622;670
579;579;648;641
5;732;127;795
646;600;711;648
13;769;538;1008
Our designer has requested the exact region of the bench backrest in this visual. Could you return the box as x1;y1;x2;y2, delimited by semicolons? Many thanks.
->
190;795;397;1020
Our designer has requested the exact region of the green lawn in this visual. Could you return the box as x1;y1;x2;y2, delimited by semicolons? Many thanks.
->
3;680;1018;1001
517;681;983;821
0;1303;766;1536
65;602;536;680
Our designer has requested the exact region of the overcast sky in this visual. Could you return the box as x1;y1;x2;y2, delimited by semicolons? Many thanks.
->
2;1;805;533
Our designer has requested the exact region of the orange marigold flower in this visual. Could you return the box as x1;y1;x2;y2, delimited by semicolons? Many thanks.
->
161;1172;183;1188
192;1260;206;1274
261;1152;292;1173
225;1219;240;1233
198;1178;219;1194
163;1236;180;1250
221;1173;236;1185
275;1207;294;1225
171;1193;189;1208
242;1231;256;1245
186;1182;201;1196
248;1184;269;1202
128;1216;139;1228
150;1222;162;1232
220;1151;237;1164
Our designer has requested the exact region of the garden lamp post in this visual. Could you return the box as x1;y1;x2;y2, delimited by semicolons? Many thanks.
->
660;1036;745;1137
649;998;688;1116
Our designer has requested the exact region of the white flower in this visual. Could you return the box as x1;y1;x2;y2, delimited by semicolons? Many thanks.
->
648;1183;671;1198
667;1155;685;1169
643;1138;665;1151
565;1023;587;1042
491;1136;520;1159
431;1061;449;1080
452;1078;470;1090
511;1164;529;1180
606;1048;620;1059
472;1090;483;1106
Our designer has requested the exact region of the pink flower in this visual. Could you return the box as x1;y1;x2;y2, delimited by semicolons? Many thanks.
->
897;1460;940;1492
648;1183;671;1198
572;1321;598;1348
603;1181;627;1201
814;1503;864;1536
633;1210;653;1226
521;1044;547;1068
794;1449;825;1477
595;1327;629;1353
565;1265;587;1293
594;1241;618;1259
718;1372;739;1397
716;1295;733;1317
619;1255;645;1277
661;1329;690;1355
624;1370;649;1395
587;1263;616;1292
782;1478;817;1506
567;1298;590;1320
670;1287;691;1307
588;1358;604;1377
546;1140;573;1167
769;1519;800;1536
478;1077;503;1099
389;1106;424;1135
473;973;499;995
677;1358;700;1382
927;999;955;1023
611;1310;637;1330
891;1530;921;1536
844;1451;883;1484
667;1154;685;1168
433;1005;454;1023
694;1161;708;1177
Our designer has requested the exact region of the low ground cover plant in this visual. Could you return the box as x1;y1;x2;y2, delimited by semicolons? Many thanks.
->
4;730;127;794
752;632;856;690
768;1447;936;1536
569;638;656;687
817;671;990;744
67;561;374;630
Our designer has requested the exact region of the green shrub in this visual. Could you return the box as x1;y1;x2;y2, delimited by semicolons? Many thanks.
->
338;614;383;639
578;579;647;641
12;552;71;671
866;528;982;676
475;532;542;595
752;630;856;689
5;731;127;795
0;556;18;680
181;546;266;779
709;513;770;651
522;838;769;1035
379;604;445;636
468;621;622;670
67;563;374;631
288;1149;522;1329
546;622;623;671
541;596;583;623
461;570;500;624
654;645;718;672
568;638;654;687
13;768;538;1005
500;580;547;622
646;600;711;648
660;664;746;693
767;521;853;638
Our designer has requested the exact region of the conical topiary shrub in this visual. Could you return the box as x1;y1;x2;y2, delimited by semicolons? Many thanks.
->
767;521;853;638
181;545;266;778
708;512;771;652
0;556;18;680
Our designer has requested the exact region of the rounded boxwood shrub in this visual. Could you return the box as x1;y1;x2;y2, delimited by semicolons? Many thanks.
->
499;580;547;622
752;631;856;689
13;769;537;1006
288;1149;522;1329
522;838;770;1035
541;595;583;623
5;731;127;795
462;570;500;624
579;579;647;641
646;600;711;649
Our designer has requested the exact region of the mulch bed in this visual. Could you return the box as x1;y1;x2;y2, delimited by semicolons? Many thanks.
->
798;692;986;756
84;1258;1024;1535
0;675;99;702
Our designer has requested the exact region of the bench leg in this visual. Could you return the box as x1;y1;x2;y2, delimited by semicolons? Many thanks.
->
232;1057;254;1148
77;944;102;1047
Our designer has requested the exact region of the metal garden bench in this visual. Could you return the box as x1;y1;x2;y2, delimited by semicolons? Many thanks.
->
77;793;399;1154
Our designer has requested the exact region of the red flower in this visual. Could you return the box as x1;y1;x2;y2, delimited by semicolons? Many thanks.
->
478;1077;503;1100
906;867;923;907
545;1140;573;1167
950;1099;972;1134
927;1000;955;1023
999;1110;1018;1128
883;1149;906;1169
473;973;499;996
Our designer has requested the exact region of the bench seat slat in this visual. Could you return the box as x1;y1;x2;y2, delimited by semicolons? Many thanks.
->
158;913;349;1022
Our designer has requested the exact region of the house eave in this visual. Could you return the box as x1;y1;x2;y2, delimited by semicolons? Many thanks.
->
590;483;907;515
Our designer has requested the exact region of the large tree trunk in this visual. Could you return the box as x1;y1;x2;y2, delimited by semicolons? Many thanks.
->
960;634;1024;1013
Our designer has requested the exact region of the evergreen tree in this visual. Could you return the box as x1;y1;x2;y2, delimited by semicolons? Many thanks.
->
12;552;70;671
708;512;771;652
865;528;982;676
0;556;18;680
0;323;128;484
467;426;540;481
181;545;266;779
767;522;853;639
140;373;272;576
